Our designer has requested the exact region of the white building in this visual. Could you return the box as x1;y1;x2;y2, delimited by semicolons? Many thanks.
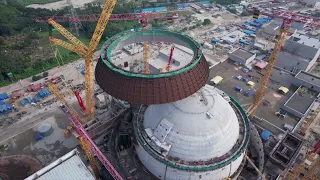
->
221;30;246;45
229;48;256;65
25;149;96;180
133;85;250;180
275;33;320;73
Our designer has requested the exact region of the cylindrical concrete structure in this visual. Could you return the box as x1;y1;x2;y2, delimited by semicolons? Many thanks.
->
133;85;251;180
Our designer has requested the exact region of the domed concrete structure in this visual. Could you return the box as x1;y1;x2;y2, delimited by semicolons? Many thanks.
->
133;85;250;180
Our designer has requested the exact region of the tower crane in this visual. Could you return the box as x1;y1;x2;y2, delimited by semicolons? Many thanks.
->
48;0;117;121
45;10;178;118
36;11;179;23
48;83;123;180
67;0;83;36
166;44;175;71
246;9;320;119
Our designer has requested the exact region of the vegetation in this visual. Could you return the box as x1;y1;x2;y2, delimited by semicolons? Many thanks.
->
202;19;211;25
0;0;142;87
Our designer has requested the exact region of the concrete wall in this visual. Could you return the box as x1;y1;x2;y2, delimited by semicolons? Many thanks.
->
249;122;265;172
228;53;255;66
135;144;245;180
292;73;320;92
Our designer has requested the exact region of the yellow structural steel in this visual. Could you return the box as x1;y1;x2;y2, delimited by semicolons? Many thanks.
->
80;136;99;178
85;0;117;120
49;37;86;57
301;159;320;180
48;0;117;121
48;83;98;178
247;28;288;119
144;42;150;74
286;163;305;180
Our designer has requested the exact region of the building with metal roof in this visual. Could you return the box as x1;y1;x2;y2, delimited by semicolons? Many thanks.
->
228;48;256;65
25;149;95;180
188;3;202;10
292;70;320;93
176;4;190;9
140;7;167;13
275;32;320;73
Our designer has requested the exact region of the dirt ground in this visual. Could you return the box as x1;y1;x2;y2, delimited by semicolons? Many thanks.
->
26;0;96;9
0;155;42;180
1;108;80;166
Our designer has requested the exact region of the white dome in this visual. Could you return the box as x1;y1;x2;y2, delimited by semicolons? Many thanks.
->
143;85;240;162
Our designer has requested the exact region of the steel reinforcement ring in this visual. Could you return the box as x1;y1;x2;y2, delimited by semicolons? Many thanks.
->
95;28;209;104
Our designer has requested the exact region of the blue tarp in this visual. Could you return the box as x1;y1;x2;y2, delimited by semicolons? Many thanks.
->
20;99;27;107
176;4;189;9
242;77;249;82
26;97;32;104
255;18;269;24
235;86;242;92
212;39;220;44
5;103;12;111
33;96;40;103
0;100;4;105
243;29;255;35
230;34;236;38
81;70;85;75
140;7;167;13
199;1;210;6
38;89;51;98
245;91;253;96
261;129;272;141
248;21;261;27
0;93;9;100
239;39;250;45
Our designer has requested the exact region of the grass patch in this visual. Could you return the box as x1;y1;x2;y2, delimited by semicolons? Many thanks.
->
17;0;61;6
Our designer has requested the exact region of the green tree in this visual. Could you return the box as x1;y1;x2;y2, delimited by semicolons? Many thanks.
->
43;72;48;77
202;19;212;25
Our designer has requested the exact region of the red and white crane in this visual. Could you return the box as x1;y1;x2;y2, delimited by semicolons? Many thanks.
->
36;11;179;23
165;45;175;71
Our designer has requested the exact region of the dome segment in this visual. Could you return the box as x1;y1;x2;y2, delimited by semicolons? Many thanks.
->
143;85;240;161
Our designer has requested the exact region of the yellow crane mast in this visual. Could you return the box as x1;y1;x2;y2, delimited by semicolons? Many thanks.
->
48;0;117;121
247;24;288;119
48;83;99;178
301;158;320;180
141;14;151;74
80;136;100;177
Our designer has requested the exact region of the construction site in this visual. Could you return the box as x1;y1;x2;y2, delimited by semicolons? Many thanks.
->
0;0;320;180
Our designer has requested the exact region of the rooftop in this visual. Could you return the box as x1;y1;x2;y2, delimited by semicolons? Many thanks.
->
284;86;317;115
269;131;304;169
296;71;320;87
230;49;255;60
283;33;320;60
25;149;95;180
289;33;320;49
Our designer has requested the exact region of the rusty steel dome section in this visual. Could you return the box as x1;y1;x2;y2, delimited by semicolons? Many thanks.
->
95;28;209;105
